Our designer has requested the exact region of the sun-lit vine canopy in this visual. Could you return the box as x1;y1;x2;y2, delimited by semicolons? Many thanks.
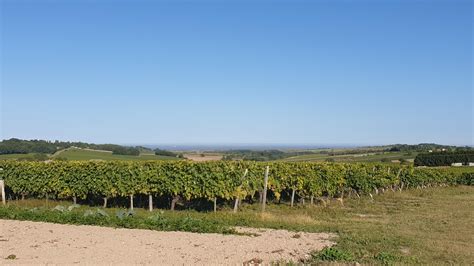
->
0;161;471;203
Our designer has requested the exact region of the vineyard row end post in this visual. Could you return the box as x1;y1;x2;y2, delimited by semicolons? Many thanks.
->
0;180;5;205
149;194;153;212
261;166;269;212
233;169;248;213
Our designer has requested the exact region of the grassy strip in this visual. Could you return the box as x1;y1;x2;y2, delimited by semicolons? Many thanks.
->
0;206;234;234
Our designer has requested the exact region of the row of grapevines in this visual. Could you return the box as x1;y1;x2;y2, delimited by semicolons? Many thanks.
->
0;161;469;204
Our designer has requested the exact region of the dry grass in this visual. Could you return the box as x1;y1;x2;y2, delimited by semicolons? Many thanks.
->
257;212;317;225
224;186;474;264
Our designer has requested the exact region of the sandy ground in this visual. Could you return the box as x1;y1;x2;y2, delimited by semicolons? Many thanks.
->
0;219;335;265
184;153;223;162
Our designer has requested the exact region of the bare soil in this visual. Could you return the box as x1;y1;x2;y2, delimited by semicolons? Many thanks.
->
0;219;335;265
184;153;223;162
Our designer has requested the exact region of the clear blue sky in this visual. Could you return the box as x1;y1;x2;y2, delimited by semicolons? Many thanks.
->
0;0;472;146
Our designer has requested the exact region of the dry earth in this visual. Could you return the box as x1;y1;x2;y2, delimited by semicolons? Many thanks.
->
184;153;223;162
0;219;335;265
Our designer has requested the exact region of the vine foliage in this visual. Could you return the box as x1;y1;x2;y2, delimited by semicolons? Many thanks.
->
0;161;470;206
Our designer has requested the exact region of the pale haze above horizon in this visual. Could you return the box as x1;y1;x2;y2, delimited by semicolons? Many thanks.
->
0;0;472;146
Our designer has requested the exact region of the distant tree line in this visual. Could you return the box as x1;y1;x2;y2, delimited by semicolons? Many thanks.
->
154;148;179;157
0;138;140;156
317;143;462;157
386;143;461;152
95;144;140;156
414;150;474;166
0;139;58;154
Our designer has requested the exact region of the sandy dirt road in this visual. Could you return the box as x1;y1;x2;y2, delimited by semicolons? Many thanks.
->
0;219;335;265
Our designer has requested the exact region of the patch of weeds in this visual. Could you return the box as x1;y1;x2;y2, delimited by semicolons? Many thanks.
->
83;210;95;217
0;206;234;234
53;204;81;213
67;204;81;211
95;208;109;217
29;207;39;213
174;216;235;234
83;209;109;218
115;209;135;220
375;251;399;265
53;205;67;212
310;246;354;262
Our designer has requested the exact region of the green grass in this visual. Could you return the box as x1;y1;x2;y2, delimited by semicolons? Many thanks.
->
0;205;234;234
0;153;42;160
0;148;180;161
54;148;180;161
2;186;473;264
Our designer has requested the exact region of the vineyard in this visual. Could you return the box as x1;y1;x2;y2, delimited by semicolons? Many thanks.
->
1;161;472;210
414;150;474;166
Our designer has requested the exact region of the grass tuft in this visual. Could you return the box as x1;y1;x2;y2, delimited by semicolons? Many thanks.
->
310;246;354;262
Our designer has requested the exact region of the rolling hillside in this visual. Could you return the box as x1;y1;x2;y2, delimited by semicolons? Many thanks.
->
0;147;180;161
282;151;417;163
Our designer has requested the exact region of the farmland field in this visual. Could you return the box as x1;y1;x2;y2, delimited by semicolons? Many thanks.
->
183;152;223;161
0;148;180;161
53;148;180;161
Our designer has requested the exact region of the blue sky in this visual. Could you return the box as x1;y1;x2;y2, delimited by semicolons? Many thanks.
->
0;0;472;146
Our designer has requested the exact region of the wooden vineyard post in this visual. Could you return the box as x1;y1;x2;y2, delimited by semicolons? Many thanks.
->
0;180;5;205
396;169;402;192
0;168;4;205
290;188;296;207
103;197;108;208
148;194;153;212
233;198;239;213
261;166;269;212
171;195;179;211
233;169;248;213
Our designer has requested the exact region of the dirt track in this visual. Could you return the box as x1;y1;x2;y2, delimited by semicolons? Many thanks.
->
0;219;335;265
